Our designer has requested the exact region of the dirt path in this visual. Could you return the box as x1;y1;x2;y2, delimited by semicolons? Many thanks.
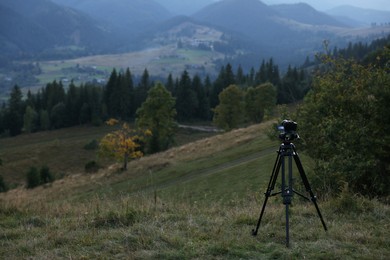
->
131;146;277;194
178;124;222;133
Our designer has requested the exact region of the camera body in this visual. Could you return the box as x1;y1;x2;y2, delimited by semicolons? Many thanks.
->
278;119;299;142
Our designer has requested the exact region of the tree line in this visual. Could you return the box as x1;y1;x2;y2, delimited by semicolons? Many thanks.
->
0;59;309;137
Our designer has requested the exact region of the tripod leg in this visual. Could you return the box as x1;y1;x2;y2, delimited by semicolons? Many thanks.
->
283;153;293;247
252;149;282;236
292;147;328;231
286;204;290;247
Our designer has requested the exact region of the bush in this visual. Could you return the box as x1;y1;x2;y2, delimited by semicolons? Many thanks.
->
0;174;8;192
26;167;40;189
297;55;390;197
40;165;54;184
84;139;99;150
85;160;100;173
26;165;55;189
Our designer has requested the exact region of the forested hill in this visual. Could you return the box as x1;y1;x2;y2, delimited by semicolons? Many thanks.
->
193;0;296;45
2;0;387;64
0;0;113;59
51;0;172;37
271;3;346;27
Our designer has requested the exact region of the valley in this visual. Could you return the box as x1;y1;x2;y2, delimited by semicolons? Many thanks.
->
0;1;389;258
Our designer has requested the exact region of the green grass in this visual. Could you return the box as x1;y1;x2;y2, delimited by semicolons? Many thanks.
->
0;124;215;187
21;47;224;92
0;120;389;259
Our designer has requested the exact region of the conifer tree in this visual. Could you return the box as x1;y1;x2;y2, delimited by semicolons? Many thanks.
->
133;69;151;111
176;70;198;121
6;85;24;136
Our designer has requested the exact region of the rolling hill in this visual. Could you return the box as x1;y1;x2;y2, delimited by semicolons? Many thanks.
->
0;0;113;57
0;120;389;258
191;0;349;64
51;0;172;38
271;3;347;27
2;0;390;92
327;5;390;27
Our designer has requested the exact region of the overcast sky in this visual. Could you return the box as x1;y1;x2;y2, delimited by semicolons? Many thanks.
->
262;0;390;11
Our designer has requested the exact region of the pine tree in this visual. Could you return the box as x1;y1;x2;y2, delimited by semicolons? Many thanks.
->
134;69;151;111
6;85;24;136
176;70;198;121
66;81;81;125
104;69;118;117
192;74;209;120
166;73;175;95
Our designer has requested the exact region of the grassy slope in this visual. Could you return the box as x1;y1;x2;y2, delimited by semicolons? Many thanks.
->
0;120;389;259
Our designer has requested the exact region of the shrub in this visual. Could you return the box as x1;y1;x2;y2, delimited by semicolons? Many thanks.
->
85;160;100;173
0;174;8;192
84;139;99;150
40;165;54;184
26;167;40;189
297;55;390;197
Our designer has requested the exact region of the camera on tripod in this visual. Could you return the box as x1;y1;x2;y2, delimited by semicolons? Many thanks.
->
252;119;327;247
278;119;299;142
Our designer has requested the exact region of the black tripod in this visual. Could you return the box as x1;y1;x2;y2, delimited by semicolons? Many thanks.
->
252;141;327;247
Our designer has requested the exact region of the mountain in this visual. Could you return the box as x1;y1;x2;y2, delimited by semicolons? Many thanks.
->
191;0;349;64
0;0;112;60
51;0;172;41
154;0;218;15
271;3;347;27
327;5;390;27
193;0;289;44
0;4;53;55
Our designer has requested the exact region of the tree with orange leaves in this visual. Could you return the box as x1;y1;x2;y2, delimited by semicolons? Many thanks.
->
99;119;151;170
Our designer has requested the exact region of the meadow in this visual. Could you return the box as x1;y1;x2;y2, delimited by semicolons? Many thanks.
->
0;121;389;259
31;46;223;92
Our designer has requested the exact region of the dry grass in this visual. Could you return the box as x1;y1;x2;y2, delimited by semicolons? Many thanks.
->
1;191;389;259
1;120;389;259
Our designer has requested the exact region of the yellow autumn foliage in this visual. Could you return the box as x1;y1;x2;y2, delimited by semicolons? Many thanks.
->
99;119;151;169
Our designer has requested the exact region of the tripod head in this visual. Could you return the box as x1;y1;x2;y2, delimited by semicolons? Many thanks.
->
278;119;299;142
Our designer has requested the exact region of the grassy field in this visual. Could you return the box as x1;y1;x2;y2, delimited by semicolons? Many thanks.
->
0;124;215;188
29;46;224;92
0;120;389;259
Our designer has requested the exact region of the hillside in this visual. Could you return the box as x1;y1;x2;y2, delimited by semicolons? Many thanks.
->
51;0;172;39
2;0;390;94
271;3;347;27
327;5;390;26
192;0;351;63
0;0;112;58
193;0;286;43
1;121;389;258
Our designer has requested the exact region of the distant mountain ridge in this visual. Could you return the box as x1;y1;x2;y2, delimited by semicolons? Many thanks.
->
190;0;351;64
271;3;347;27
193;0;287;43
327;5;390;26
1;0;389;68
0;0;113;60
52;0;171;31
